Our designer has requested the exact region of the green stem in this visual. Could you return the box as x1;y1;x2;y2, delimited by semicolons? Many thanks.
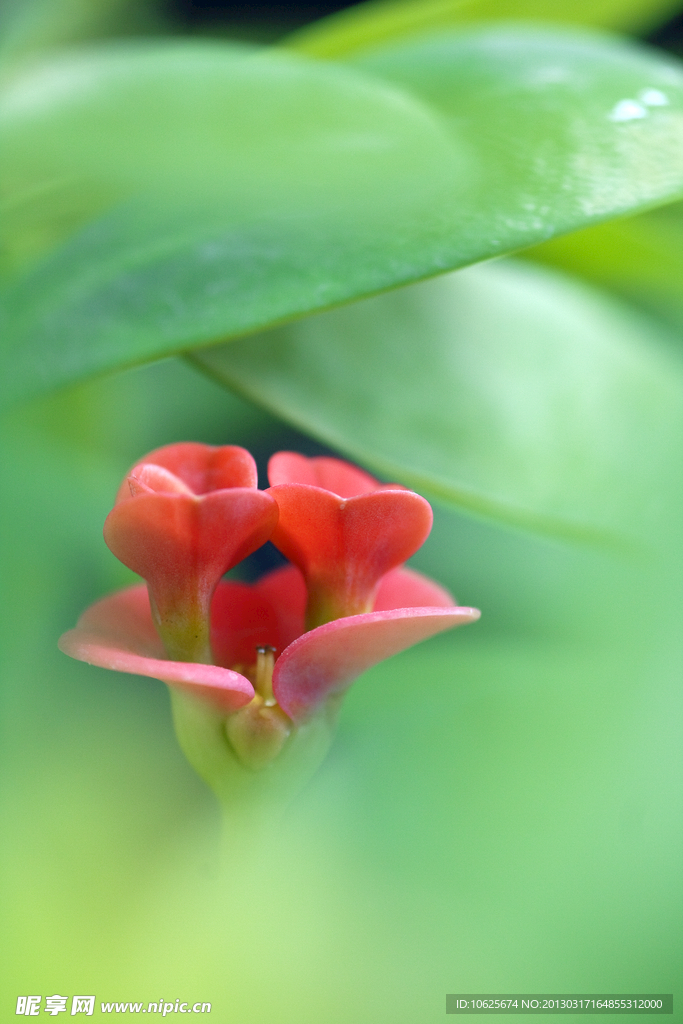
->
150;590;213;664
169;689;335;864
304;582;373;632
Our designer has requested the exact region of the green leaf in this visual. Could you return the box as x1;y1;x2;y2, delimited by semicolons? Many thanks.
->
0;40;467;403
286;0;682;59
4;29;683;405
193;259;683;543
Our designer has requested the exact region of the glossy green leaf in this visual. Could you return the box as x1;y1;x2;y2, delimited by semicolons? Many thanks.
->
348;27;683;236
286;0;681;59
193;259;683;543
4;29;683;406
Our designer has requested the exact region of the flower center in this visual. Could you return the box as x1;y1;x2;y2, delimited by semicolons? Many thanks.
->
231;645;277;703
225;644;291;770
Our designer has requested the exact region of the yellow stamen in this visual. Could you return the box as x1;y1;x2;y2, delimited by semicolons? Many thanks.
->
254;645;276;705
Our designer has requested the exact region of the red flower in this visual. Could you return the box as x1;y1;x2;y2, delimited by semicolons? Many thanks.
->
267;453;434;629
60;447;480;773
103;443;278;663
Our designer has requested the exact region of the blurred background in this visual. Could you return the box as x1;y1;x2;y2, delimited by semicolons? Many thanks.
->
107;0;683;49
1;1;682;1020
168;0;355;40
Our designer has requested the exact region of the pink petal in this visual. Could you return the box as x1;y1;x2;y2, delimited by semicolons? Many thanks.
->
115;442;258;503
373;566;456;610
58;586;254;712
128;464;195;497
272;605;480;722
268;452;381;498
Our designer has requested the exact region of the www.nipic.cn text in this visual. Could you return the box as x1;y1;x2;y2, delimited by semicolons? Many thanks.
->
16;996;211;1015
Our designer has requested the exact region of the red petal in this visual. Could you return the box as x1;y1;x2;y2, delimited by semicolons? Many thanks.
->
58;587;254;712
268;452;380;498
209;565;453;669
210;579;285;668
267;483;433;618
115;442;258;503
210;566;307;668
104;489;278;610
253;564;307;649
272;605;480;722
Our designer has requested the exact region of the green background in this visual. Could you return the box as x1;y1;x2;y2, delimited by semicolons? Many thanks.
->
2;356;680;1019
1;0;682;1018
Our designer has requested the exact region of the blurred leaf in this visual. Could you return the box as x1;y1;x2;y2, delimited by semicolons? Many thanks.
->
0;0;159;65
4;29;683;406
194;259;683;543
524;201;683;335
286;0;682;58
0;40;463;404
